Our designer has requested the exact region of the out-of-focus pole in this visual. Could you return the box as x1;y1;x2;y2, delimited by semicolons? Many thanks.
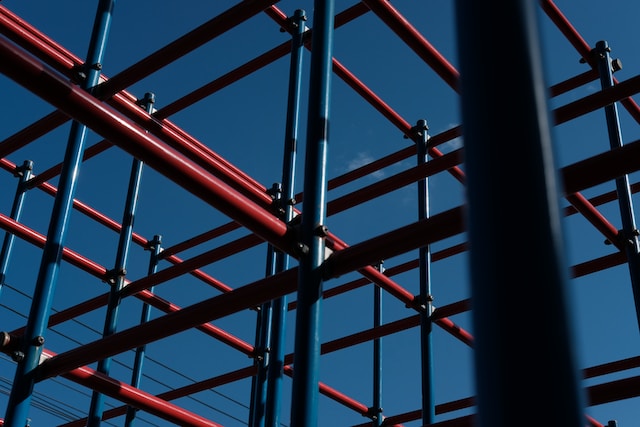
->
371;262;384;427
454;2;585;426
414;120;435;425
86;90;148;427
595;40;640;332
290;1;334;425
0;160;33;299
266;9;307;427
124;234;162;427
3;1;116;425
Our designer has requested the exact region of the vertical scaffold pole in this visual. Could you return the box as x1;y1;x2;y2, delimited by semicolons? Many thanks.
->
371;262;384;427
414;120;435;425
454;2;585;426
0;160;33;300
124;234;162;427
87;91;152;426
290;1;334;426
595;40;640;332
250;239;276;427
266;9;307;427
3;1;115;425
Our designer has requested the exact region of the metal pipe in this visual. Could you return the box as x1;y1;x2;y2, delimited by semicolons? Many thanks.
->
372;263;383;427
595;39;640;331
289;0;334;424
3;1;115;425
249;243;275;427
87;89;150;427
454;2;585;426
266;9;306;427
413;120;435;425
360;0;460;92
0;160;32;299
45;349;222;427
125;234;162;427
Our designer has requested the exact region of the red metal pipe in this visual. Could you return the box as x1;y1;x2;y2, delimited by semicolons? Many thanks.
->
562;138;640;194
360;0;460;92
549;69;599;97
28;139;113;188
325;206;465;279
38;268;299;380
565;193;622;250
327;148;463;215
96;0;281;98
282;365;371;416
554;74;640;125
0;213;107;278
326;125;462;191
583;355;640;379
0;111;69;159
571;252;627;278
160;221;242;258
119;233;263;298
586;375;640;406
60;365;258;427
42;350;223;427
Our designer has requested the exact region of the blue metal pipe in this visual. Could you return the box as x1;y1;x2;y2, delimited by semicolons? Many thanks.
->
372;262;383;427
414;120;435;425
0;160;33;300
290;1;334;425
595;40;640;332
124;234;162;427
87;91;151;426
250;241;276;427
87;92;147;426
266;9;306;427
454;2;585;426
3;1;115;425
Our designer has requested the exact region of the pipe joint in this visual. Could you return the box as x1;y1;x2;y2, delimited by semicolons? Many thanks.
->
105;267;127;285
365;406;383;420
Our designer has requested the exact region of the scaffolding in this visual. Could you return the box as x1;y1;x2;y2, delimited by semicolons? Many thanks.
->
1;1;639;426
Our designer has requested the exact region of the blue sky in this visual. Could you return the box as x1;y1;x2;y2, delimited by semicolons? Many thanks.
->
0;0;639;426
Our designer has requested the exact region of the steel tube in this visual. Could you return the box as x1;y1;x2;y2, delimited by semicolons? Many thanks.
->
595;40;640;331
289;0;334;424
3;1;115;423
125;234;162;427
0;160;33;299
361;0;460;92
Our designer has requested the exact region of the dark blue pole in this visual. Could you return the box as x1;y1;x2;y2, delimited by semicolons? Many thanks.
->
414;120;435;425
250;240;276;427
595;40;640;332
372;262;383;427
87;91;151;426
290;1;334;425
124;234;162;427
0;160;33;300
265;9;306;427
454;2;585;426
3;1;115;425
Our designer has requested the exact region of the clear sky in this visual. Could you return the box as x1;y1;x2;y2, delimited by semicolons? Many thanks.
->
0;1;639;426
